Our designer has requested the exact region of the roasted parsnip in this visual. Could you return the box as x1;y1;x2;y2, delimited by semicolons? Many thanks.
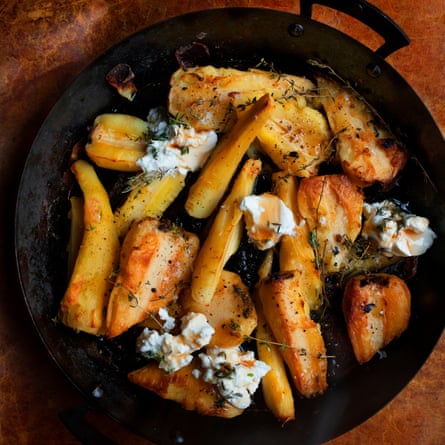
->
185;94;273;219
59;160;120;335
190;158;262;305
255;250;295;424
113;171;186;238
85;113;149;172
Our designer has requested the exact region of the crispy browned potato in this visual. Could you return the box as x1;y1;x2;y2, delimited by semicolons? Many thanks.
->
258;271;327;398
342;273;411;364
183;270;257;348
258;100;332;177
168;65;316;132
273;172;323;310
128;361;243;418
106;217;199;338
316;75;407;187
297;174;364;274
59;160;120;335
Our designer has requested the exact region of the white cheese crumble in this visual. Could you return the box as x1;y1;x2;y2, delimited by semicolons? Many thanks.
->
240;193;297;250
197;346;270;409
362;200;436;257
136;311;215;373
158;307;176;332
136;107;217;176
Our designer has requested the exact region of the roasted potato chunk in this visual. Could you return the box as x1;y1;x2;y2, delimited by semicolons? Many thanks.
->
258;271;327;398
258;100;332;177
106;217;199;338
183;270;257;348
297;174;364;274
273;172;323;310
168;65;315;132
342;273;411;364
316;76;407;187
128;362;243;418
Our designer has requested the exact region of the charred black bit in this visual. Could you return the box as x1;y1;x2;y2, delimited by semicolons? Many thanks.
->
106;64;138;101
128;292;139;308
359;274;390;288
269;271;295;282
363;303;376;313
226;233;266;289
175;42;211;69
381;138;396;148
229;319;241;332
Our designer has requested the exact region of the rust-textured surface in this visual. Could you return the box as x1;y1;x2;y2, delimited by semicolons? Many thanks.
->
0;1;444;444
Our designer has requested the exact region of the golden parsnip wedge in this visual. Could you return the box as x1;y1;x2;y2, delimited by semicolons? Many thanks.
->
185;94;273;219
128;361;243;418
255;250;295;424
258;271;327;398
190;158;262;305
183;270;257;348
113;171;186;238
85;113;149;172
256;312;296;423
59;160;120;335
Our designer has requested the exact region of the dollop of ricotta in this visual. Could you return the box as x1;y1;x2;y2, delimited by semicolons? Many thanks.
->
136;107;217;176
362;200;436;257
136;311;215;373
197;346;270;409
240;193;297;250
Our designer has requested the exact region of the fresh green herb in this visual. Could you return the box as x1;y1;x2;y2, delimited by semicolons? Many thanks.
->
128;291;139;308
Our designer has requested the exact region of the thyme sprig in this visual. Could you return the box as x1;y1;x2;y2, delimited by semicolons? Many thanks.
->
245;333;335;359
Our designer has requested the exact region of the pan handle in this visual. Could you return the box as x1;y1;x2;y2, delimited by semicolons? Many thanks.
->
299;0;410;58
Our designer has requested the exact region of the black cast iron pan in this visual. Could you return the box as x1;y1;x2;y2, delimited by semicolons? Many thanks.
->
15;1;445;444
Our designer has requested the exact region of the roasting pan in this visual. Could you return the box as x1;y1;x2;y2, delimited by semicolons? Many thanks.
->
15;1;445;444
